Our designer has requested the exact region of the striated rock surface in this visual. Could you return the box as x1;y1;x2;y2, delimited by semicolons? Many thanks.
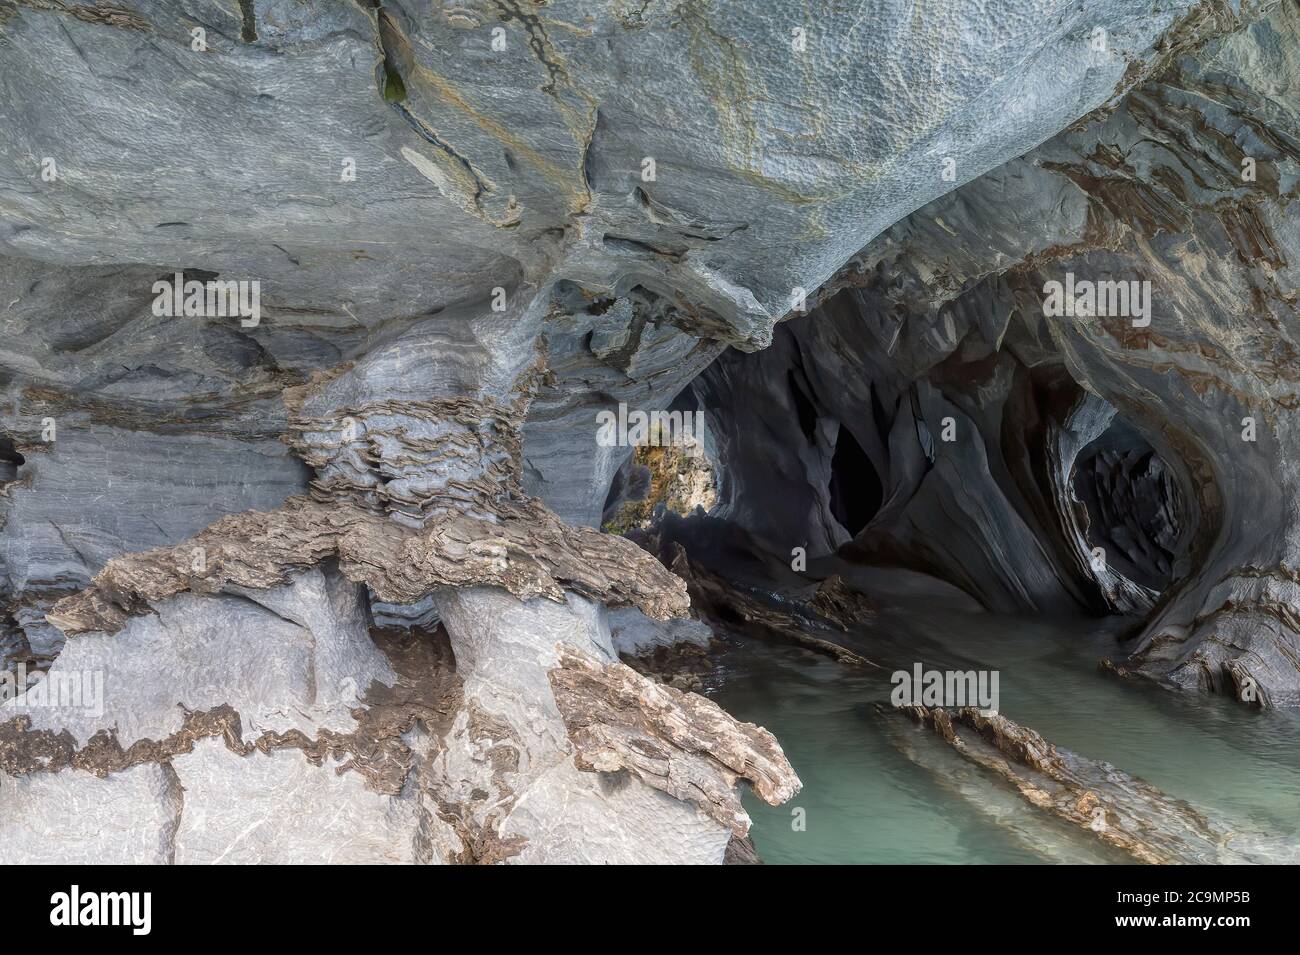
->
892;704;1291;864
549;644;800;836
45;490;690;636
1;0;1297;864
684;0;1300;706
432;587;737;863
1;565;467;863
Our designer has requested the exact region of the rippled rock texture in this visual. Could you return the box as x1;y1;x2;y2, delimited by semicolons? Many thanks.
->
1;0;1297;862
693;0;1300;707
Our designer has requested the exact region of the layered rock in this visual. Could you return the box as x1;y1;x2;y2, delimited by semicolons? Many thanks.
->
0;565;465;863
1;0;1294;865
434;587;795;862
687;0;1300;705
549;643;799;837
890;704;1285;864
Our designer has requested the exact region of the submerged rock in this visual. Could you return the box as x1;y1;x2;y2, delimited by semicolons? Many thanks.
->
891;704;1290;864
0;0;1296;863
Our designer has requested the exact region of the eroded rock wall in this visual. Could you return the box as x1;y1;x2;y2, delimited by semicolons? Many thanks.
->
1;0;1288;863
693;0;1300;704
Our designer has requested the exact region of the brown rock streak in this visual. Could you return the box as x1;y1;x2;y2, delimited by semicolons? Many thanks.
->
548;645;800;836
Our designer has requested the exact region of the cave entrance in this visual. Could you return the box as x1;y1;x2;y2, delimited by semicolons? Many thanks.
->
828;423;882;537
600;393;719;534
1071;418;1183;594
597;303;1194;619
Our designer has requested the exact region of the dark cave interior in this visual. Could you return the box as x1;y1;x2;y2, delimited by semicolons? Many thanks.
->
610;286;1195;631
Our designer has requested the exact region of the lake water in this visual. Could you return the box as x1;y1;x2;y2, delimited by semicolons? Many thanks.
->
705;602;1300;864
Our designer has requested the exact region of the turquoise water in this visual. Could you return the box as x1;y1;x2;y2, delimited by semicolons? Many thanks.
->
706;604;1300;864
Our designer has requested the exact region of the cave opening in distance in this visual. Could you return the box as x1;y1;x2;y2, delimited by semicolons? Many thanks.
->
1071;417;1184;595
635;302;1205;627
600;390;719;534
827;423;882;537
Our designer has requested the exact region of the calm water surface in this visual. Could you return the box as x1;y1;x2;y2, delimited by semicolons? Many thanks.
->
706;603;1300;864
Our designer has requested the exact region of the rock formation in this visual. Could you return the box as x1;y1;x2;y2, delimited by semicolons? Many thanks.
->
690;0;1300;706
887;704;1295;864
1;0;1297;863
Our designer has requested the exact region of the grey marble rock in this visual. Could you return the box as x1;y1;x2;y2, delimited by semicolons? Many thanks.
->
1;0;1294;866
607;605;712;658
694;0;1300;703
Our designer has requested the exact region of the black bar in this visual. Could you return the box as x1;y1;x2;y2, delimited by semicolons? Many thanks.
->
9;864;1282;939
